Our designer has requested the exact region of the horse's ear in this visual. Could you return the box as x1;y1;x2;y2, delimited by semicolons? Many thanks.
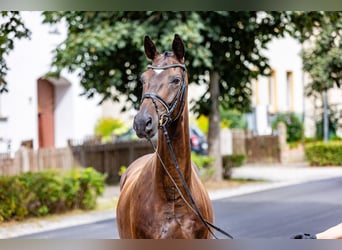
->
144;36;159;60
172;34;185;62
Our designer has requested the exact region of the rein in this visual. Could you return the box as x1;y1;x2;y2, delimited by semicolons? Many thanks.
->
143;63;234;239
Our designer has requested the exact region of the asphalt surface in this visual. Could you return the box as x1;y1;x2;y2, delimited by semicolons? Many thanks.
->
16;176;342;239
213;176;342;239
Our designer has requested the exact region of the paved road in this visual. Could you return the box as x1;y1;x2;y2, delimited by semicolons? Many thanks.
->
19;177;342;239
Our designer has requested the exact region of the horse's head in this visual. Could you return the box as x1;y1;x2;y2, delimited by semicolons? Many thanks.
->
133;34;187;139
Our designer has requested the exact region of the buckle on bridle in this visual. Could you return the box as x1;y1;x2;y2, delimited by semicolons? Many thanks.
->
159;114;169;127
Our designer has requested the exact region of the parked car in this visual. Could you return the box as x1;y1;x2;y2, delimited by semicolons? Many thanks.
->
189;125;208;155
116;128;139;141
116;125;208;155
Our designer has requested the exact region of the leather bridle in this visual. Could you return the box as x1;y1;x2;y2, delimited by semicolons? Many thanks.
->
141;63;187;127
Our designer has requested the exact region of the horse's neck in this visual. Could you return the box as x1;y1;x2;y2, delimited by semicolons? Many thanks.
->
155;104;192;195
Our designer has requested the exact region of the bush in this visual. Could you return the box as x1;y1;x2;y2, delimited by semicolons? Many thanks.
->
272;113;303;143
94;117;128;143
305;141;342;166
222;154;246;179
191;152;214;181
191;153;246;180
19;170;65;216
0;167;106;222
220;108;247;129
77;167;106;210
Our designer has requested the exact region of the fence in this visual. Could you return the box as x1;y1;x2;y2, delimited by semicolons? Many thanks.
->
0;140;155;184
245;135;281;164
229;123;305;164
1;125;301;180
0;152;15;176
70;139;155;183
0;147;75;177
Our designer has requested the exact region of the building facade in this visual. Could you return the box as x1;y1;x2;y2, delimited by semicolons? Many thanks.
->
0;12;106;152
247;35;305;135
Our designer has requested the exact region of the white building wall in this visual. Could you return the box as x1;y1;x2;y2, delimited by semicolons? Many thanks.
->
54;81;74;147
251;35;304;135
0;11;103;152
69;71;103;140
1;11;50;151
265;35;304;114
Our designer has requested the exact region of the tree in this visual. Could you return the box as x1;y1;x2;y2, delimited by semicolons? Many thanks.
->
295;12;342;141
42;11;292;181
0;11;31;93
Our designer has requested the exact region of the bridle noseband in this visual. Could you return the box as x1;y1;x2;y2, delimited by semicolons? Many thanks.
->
141;63;187;127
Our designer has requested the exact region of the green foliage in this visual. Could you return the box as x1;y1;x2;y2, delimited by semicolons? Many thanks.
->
220;108;247;129
272;113;304;143
18;170;64;216
94;117;127;142
63;167;106;210
314;104;341;140
0;11;31;93
191;152;246;180
305;141;342;166
222;154;246;169
191;152;215;181
191;152;214;169
41;11;295;114
0;168;106;222
0;179;13;220
222;154;246;179
77;167;106;209
297;12;341;142
301;12;342;94
118;165;127;177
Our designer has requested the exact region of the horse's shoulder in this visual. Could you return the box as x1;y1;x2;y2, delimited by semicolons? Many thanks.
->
120;153;154;190
191;161;200;177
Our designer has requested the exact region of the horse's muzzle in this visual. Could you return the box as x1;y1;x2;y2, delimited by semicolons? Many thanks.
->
133;111;156;139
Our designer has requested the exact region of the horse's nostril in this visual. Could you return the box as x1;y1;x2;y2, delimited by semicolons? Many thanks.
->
145;117;152;131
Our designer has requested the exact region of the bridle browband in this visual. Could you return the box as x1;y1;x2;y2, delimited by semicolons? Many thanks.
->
142;63;234;239
141;63;187;127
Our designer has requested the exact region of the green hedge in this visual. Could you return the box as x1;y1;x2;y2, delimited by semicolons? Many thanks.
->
191;152;247;179
305;141;342;166
222;154;246;179
272;113;303;143
0;167;106;222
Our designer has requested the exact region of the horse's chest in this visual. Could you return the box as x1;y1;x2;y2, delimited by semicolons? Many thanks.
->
134;198;198;239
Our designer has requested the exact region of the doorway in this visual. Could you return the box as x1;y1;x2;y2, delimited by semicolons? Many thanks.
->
37;79;55;148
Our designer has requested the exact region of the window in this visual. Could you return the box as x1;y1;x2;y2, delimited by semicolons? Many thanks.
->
253;79;259;106
286;71;294;111
268;70;277;113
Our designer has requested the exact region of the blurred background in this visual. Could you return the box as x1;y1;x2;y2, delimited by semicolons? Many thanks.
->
0;11;341;185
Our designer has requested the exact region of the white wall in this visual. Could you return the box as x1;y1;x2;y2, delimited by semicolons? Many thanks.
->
265;35;304;114
67;71;103;141
54;81;74;147
1;11;55;151
250;35;305;135
0;11;104;152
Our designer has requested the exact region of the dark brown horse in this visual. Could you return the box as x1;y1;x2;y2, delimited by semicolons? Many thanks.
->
116;34;214;239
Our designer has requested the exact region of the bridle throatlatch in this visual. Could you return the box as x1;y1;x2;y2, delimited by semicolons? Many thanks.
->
143;63;234;239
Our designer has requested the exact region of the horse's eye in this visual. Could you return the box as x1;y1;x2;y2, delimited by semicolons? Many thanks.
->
171;77;181;85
